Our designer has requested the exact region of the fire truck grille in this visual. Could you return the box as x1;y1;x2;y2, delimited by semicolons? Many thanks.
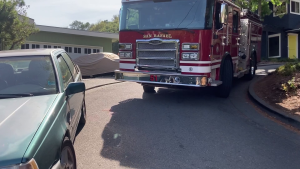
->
138;43;176;49
138;51;176;59
139;60;175;67
136;40;179;69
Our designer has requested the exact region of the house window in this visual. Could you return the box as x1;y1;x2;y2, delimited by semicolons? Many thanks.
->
274;2;287;16
65;47;72;53
291;0;300;14
54;46;57;48
84;48;91;54
268;33;281;58
21;44;25;49
36;44;40;49
32;44;36;49
93;49;97;53
26;44;29;49
44;45;47;48
74;47;82;54
97;49;100;53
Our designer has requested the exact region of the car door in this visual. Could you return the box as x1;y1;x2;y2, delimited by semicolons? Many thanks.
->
60;52;84;138
56;54;78;141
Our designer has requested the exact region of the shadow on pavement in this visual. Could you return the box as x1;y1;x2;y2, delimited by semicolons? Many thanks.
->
99;78;252;168
76;123;85;137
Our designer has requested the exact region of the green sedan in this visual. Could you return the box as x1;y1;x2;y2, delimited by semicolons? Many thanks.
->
0;49;86;169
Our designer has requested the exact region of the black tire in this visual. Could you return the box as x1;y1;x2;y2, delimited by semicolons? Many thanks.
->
246;55;256;80
79;99;86;124
216;57;233;98
60;137;77;169
143;85;155;93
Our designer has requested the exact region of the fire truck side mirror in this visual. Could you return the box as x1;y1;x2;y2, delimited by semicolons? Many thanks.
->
220;3;228;24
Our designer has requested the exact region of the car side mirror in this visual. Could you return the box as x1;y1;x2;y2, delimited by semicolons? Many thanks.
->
65;82;85;96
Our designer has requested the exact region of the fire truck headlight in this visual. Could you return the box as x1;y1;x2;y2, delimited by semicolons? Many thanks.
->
182;43;199;50
182;52;199;60
119;43;132;50
119;52;132;58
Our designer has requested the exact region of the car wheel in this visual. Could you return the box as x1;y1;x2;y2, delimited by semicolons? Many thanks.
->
60;137;77;169
143;85;155;93
216;57;233;98
79;99;86;124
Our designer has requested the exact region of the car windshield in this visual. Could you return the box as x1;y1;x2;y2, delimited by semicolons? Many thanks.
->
119;0;214;31
0;55;58;98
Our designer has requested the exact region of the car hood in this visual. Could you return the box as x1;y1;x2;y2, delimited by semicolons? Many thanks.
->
0;94;58;167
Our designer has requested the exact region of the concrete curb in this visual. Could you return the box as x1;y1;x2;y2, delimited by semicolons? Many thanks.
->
258;63;284;66
86;81;123;91
248;76;300;123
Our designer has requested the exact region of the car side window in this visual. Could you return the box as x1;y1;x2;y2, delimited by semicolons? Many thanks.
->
57;55;74;89
61;53;78;77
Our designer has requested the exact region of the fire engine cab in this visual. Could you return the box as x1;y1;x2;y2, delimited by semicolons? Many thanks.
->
115;0;262;98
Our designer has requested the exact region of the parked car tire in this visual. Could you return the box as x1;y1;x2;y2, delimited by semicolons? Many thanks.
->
216;57;233;98
246;55;256;80
79;99;86;124
143;85;155;93
60;137;77;169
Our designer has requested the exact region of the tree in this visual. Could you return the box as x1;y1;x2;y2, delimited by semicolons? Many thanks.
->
235;0;289;18
0;0;39;50
89;15;119;33
69;20;92;30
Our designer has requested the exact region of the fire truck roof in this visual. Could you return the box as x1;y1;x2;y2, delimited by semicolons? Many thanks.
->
121;0;241;9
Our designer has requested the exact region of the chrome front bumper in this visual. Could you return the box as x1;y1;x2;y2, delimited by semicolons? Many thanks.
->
115;70;222;87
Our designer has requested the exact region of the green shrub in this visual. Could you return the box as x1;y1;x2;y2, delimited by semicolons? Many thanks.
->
282;77;298;93
267;58;299;63
277;62;300;76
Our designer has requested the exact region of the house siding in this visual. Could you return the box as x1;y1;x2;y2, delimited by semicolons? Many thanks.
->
262;1;300;59
27;31;113;52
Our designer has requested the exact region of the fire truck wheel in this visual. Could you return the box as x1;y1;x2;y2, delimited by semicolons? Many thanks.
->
143;85;155;93
246;55;256;80
216;57;233;98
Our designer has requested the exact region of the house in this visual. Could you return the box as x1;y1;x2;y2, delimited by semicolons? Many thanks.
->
261;0;300;59
1;17;119;60
24;25;119;59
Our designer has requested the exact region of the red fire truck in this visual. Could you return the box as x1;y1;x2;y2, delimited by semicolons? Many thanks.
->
115;0;262;98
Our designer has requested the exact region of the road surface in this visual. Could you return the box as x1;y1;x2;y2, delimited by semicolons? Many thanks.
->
75;65;300;169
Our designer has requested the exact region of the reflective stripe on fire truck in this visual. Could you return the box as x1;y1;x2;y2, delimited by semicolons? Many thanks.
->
120;63;135;70
180;66;212;73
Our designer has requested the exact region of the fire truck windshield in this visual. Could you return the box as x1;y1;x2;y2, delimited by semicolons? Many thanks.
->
120;0;214;31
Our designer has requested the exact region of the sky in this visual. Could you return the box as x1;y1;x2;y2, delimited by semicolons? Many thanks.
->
25;0;121;28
